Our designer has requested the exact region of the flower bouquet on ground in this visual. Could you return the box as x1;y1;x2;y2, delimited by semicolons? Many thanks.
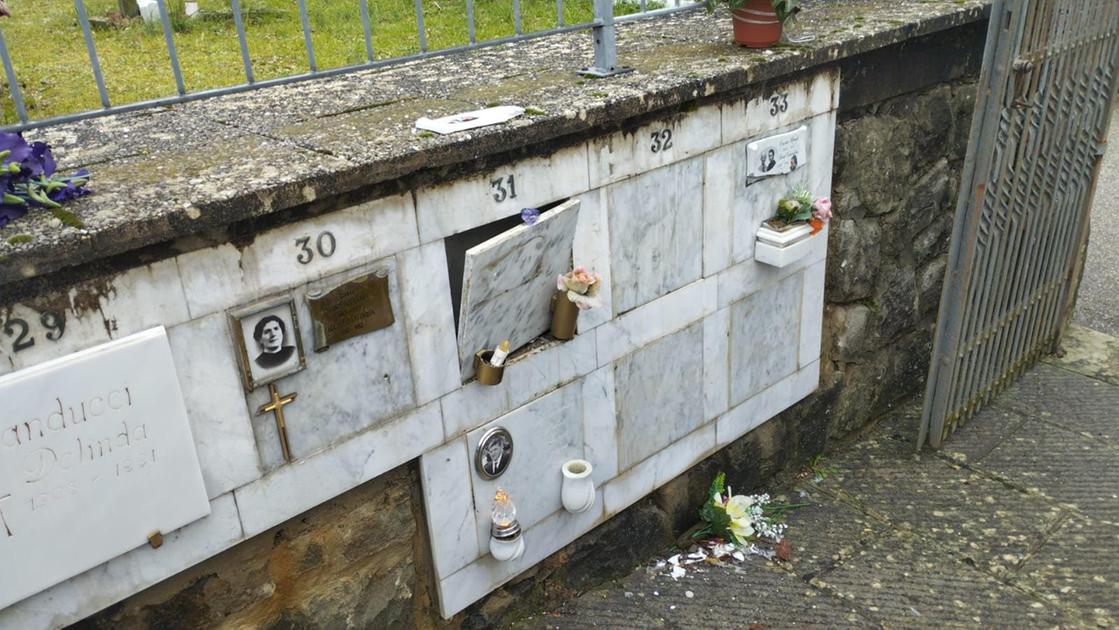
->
0;133;91;231
755;185;831;268
551;266;602;340
691;472;802;559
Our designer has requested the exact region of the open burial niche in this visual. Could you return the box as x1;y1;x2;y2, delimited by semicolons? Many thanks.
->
451;199;581;381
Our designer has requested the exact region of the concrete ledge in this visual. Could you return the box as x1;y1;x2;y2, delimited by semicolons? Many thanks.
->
0;0;989;289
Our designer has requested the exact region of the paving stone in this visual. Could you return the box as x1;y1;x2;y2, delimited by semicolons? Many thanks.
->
818;444;1066;576
997;363;1119;444
517;558;873;629
940;403;1030;463
1016;517;1119;627
1055;325;1119;386
974;418;1119;525
811;530;1067;628
775;485;889;581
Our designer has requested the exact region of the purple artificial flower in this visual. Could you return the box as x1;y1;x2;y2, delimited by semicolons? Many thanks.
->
48;179;92;203
22;141;56;178
521;207;540;225
0;132;32;164
0;203;28;230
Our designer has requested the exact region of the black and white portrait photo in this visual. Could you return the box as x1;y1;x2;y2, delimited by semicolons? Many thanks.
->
475;427;514;480
231;297;306;390
759;148;777;173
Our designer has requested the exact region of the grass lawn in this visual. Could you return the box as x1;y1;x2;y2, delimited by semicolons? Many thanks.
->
0;0;645;125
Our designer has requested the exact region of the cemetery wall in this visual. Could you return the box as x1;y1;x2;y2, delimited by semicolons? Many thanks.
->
0;7;987;629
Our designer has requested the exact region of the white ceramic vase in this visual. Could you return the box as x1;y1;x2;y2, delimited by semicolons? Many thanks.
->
561;459;595;513
489;534;525;562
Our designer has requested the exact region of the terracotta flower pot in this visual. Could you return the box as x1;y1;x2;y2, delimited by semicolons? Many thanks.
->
731;0;782;48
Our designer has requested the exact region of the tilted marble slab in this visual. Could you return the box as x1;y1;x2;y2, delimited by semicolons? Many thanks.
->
456;199;581;380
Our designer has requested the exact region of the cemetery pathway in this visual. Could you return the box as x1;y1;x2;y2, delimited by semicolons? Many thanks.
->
1075;107;1119;337
514;324;1119;629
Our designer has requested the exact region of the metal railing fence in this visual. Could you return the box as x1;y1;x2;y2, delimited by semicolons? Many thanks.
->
0;0;702;132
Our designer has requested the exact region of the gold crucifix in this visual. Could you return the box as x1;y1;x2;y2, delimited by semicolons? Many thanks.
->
257;383;297;463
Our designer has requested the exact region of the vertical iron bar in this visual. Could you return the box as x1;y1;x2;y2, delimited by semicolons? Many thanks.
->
74;0;111;109
641;0;647;13
156;0;187;95
360;0;375;62
0;26;28;123
414;0;428;52
467;0;477;44
589;0;618;72
298;0;317;72
231;0;254;83
556;0;564;27
514;0;522;35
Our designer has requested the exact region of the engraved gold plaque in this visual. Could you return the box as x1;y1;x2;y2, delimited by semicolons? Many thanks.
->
306;270;395;352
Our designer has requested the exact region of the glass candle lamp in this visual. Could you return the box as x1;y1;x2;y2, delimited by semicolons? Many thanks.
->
489;489;525;562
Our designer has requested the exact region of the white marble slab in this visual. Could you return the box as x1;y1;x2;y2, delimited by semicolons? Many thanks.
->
703;307;731;421
178;194;419;319
595;277;716;367
415;144;590;243
716;234;826;310
717;361;820;446
436;492;603;618
466;383;585;553
235;401;443;537
701;143;738;276
420;438;480;579
441;332;597;440
722;68;839;144
614;322;705;470
456;199;581;380
0;492;243;630
581;365;618;487
588;105;722;187
729;271;804;407
800;259;827;369
0;327;210;610
571;188;614;330
607;158;704;314
166;314;261;498
399;242;460;405
246;260;416;471
603;422;716;517
0;259;191;375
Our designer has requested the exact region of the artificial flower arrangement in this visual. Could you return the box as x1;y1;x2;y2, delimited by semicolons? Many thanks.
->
755;185;831;268
692;472;798;553
556;266;603;311
551;266;602;340
0;133;91;230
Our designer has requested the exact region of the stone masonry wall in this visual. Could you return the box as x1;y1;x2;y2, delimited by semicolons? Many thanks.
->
68;19;986;629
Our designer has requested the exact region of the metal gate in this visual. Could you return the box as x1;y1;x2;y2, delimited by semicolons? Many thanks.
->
920;0;1119;448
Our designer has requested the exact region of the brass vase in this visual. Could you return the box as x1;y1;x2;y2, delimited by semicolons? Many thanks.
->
551;291;579;340
474;349;505;385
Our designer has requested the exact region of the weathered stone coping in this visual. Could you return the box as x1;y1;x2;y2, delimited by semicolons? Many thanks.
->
0;0;989;289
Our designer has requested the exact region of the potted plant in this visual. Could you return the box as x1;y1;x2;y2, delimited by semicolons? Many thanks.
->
755;186;831;268
704;0;798;48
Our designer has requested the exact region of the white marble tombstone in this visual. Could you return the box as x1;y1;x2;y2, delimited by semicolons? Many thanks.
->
0;327;211;610
456;199;581;379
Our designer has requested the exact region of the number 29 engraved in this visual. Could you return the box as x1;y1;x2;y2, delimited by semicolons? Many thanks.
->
2;310;66;354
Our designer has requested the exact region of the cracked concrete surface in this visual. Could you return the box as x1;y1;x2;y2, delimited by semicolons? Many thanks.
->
516;324;1119;628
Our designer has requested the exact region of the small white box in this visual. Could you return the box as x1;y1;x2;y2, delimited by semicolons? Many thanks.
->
755;231;821;268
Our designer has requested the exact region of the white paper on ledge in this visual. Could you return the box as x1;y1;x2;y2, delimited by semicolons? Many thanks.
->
415;106;525;134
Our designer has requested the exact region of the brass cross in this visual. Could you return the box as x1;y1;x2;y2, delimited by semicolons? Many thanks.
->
257;384;297;463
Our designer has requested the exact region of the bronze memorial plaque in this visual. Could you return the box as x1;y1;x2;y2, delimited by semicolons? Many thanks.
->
306;270;395;352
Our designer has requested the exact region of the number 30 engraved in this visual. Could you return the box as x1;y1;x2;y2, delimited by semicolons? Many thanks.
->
295;231;337;265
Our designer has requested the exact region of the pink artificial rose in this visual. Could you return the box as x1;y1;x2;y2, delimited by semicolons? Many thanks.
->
812;198;833;223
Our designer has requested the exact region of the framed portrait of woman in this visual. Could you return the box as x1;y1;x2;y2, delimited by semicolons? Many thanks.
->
229;296;307;390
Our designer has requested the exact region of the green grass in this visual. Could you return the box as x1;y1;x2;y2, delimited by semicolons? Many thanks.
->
0;0;650;125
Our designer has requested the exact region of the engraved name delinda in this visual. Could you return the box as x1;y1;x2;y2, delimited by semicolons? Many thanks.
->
0;385;154;538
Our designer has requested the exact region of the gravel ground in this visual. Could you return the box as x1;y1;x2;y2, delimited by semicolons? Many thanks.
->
1074;109;1119;337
